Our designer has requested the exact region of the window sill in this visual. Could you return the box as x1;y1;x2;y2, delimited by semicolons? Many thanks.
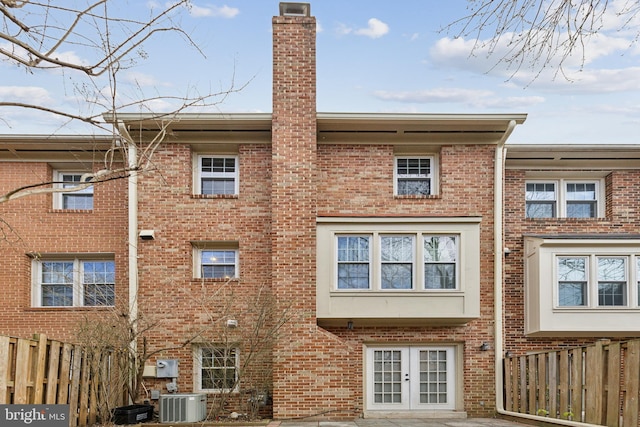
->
191;194;238;200
525;217;606;221
49;209;93;213
191;278;240;283
25;306;113;311
394;194;440;200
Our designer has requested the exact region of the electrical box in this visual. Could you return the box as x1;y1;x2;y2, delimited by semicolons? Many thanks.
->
142;365;157;377
156;359;178;378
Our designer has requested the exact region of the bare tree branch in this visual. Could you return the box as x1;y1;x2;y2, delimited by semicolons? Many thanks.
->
444;0;640;80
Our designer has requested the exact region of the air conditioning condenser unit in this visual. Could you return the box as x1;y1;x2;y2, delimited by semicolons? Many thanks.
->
159;393;207;423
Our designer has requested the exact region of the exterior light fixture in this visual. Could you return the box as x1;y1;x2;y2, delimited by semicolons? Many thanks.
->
480;342;490;351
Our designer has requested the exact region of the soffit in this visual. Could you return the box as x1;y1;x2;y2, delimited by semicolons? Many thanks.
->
506;144;640;169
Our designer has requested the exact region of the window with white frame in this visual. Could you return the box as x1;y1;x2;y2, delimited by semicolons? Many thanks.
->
394;157;435;196
424;235;458;289
525;179;601;219
335;233;459;291
54;172;94;210
380;235;414;289
194;244;238;279
337;235;371;289
33;258;114;307
196;155;238;195
557;255;633;308
195;346;239;392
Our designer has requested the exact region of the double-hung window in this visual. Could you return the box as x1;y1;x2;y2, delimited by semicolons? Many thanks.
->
195;346;239;392
380;235;413;289
197;156;238;195
193;243;239;279
34;258;115;307
55;172;94;210
335;233;459;291
526;179;600;218
394;157;435;196
424;236;457;289
337;236;371;289
557;255;629;307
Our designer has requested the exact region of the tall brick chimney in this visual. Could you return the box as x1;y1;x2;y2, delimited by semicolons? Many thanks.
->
271;2;323;419
271;4;316;311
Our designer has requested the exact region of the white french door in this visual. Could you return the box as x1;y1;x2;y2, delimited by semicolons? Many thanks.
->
366;346;455;411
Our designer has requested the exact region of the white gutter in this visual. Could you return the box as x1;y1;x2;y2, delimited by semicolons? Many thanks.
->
494;123;601;427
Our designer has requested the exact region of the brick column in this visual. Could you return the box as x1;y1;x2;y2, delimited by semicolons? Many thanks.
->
271;7;353;419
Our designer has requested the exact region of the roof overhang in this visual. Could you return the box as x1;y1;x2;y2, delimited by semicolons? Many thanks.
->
506;143;640;169
104;111;527;145
0;112;528;160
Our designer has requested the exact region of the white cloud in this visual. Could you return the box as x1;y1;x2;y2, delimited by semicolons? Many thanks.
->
430;34;640;92
0;86;53;104
188;4;239;18
355;18;389;39
337;18;389;39
123;71;170;88
373;88;544;109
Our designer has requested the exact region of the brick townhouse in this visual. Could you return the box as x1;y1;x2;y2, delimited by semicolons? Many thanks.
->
1;2;638;422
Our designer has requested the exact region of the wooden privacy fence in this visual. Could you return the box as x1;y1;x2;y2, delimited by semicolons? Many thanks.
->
504;339;640;427
0;334;127;427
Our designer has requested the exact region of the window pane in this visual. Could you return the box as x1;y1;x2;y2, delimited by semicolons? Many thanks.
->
637;258;640;306
558;258;587;306
566;183;596;200
381;236;413;289
525;183;556;218
425;264;456;289
200;347;237;390
397;179;430;196
337;236;370;262
201;250;236;279
559;283;586;306
424;236;457;262
566;201;596;218
381;264;412;289
566;183;596;218
381;236;413;262
424;236;457;289
201;178;235;195
63;194;93;210
337;236;370;289
598;283;625;306
526;202;555;218
338;264;370;289
61;174;94;209
396;158;431;196
598;257;626;306
41;261;74;306
83;261;115;306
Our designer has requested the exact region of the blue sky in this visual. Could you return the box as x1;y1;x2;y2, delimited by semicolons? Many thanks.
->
1;0;639;144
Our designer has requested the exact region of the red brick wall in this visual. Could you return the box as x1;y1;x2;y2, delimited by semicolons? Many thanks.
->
0;161;128;342
271;13;356;420
503;169;640;353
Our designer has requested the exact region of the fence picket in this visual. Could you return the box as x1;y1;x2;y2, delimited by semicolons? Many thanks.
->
0;336;10;404
622;340;640;427
0;334;126;427
13;338;31;404
606;342;621;427
33;334;48;404
46;340;61;403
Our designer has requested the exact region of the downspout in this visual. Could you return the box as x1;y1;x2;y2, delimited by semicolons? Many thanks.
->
119;122;139;374
494;124;600;427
